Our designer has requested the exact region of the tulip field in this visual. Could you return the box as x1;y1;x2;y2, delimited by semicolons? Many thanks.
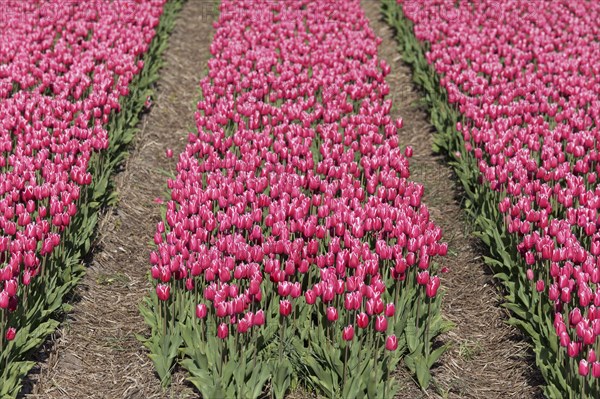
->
382;0;600;397
1;0;600;398
139;0;450;397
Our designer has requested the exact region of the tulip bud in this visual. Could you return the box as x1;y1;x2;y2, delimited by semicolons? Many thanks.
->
579;359;589;376
0;291;8;309
426;276;440;298
4;279;17;296
559;331;570;347
569;308;582;327
237;318;250;334
567;341;580;358
305;289;316;305
5;327;16;341
342;324;354;341
375;315;388;332
326;306;338;322
196;304;207;319
385;303;395;318
588;349;596;363
156;284;170;301
254;310;265;326
416;271;429;285
166;148;173;158
385;335;398;351
217;323;228;339
548;284;559;301
356;312;369;329
593;362;600;378
535;279;545;292
279;300;292;317
526;268;534;281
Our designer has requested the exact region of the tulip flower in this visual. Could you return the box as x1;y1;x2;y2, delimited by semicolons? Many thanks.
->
356;312;369;329
156;284;170;301
217;323;229;339
253;310;265;326
326;307;339;322
279;300;292;317
5;327;16;341
593;362;600;378
385;335;398;351
342;325;355;341
375;315;388;333
385;303;395;318
579;359;589;376
426;276;440;298
196;304;207;319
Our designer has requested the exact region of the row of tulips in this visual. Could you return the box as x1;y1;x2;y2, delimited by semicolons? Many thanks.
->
0;1;180;396
383;0;600;397
141;0;450;397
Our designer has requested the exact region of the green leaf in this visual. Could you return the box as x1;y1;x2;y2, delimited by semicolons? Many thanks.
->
427;344;449;368
405;317;419;353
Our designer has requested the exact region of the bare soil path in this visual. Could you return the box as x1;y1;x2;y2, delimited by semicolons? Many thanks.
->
23;1;215;398
361;1;545;398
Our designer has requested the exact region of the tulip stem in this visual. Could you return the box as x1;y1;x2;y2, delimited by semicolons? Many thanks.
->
342;341;349;393
162;298;167;337
0;308;4;355
416;290;422;331
424;297;432;356
279;315;286;364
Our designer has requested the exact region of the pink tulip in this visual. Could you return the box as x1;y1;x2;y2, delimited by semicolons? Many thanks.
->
326;307;338;322
196;304;207;319
342;325;355;341
217;323;228;339
5;327;16;341
385;335;398;351
156;284;170;301
253;310;265;326
375;315;388;332
426;276;440;298
356;312;369;329
593;362;600;378
385;303;395;318
279;300;292;317
579;359;589;377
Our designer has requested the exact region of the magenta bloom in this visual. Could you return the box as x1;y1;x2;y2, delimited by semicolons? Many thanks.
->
156;284;170;301
217;323;229;339
5;327;16;341
375;315;388;333
385;335;398;351
279;300;292;317
342;325;355;341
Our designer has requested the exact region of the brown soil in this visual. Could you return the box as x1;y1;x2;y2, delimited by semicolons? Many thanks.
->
22;1;215;398
360;1;545;398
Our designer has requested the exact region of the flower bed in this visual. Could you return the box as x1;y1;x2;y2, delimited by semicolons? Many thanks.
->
141;0;449;397
382;0;600;396
0;1;179;396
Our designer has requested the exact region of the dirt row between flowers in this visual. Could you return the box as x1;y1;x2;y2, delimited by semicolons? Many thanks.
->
361;1;544;398
18;1;541;398
21;1;214;398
